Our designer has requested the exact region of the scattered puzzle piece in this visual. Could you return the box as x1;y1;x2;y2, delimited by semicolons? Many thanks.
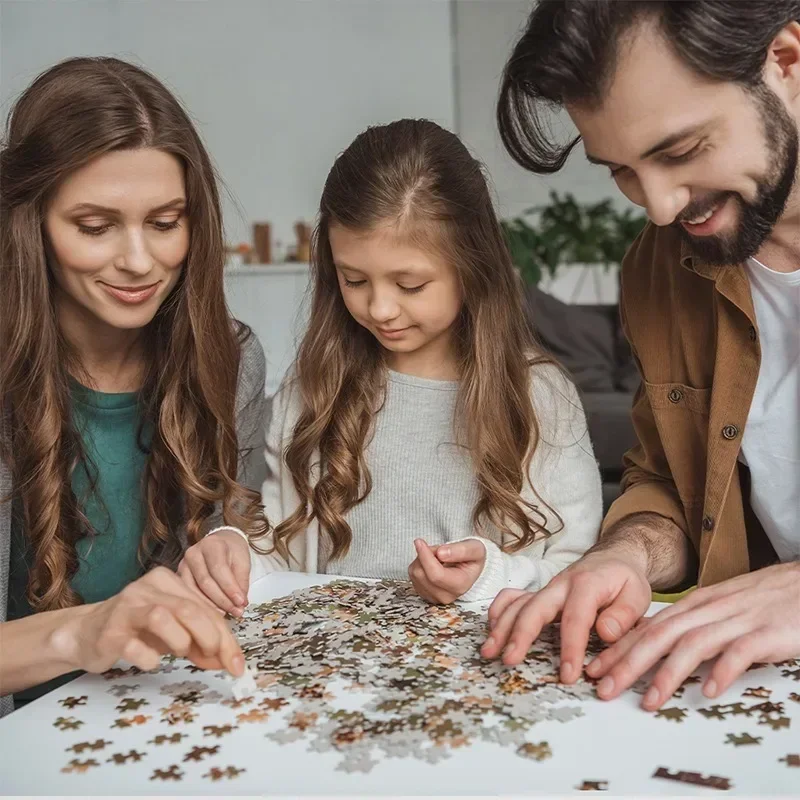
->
655;707;688;722
61;758;99;774
203;766;246;781
115;698;149;712
577;780;608;791
653;767;732;791
59;696;88;709
725;733;762;746
53;717;84;731
516;741;552;761
184;745;220;762
779;754;800;767
237;708;270;724
743;687;771;698
782;668;800;681
790;693;800;704
149;733;186;746
203;724;237;738
107;750;146;764
150;765;183;781
66;739;111;754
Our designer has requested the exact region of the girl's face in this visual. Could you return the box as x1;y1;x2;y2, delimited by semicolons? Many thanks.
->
44;148;189;339
330;223;463;377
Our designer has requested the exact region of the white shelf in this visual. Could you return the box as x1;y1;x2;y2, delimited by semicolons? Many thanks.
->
225;262;310;277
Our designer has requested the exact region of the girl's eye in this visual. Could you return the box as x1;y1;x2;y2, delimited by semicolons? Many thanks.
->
77;223;112;236
400;284;426;294
343;278;366;288
151;219;182;231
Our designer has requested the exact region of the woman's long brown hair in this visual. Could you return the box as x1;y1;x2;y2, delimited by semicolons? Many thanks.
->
0;57;267;611
272;118;560;562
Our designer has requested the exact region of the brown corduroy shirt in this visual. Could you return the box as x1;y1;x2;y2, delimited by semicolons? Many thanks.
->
601;223;780;587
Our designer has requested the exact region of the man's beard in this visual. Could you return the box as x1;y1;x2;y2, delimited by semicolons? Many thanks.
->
674;87;799;266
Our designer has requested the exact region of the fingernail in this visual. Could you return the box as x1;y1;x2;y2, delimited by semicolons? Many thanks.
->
414;539;422;551
561;662;574;682
643;686;660;707
598;676;614;697
235;595;246;607
586;660;600;676
604;618;621;638
232;653;244;674
704;679;717;698
438;546;450;559
485;635;495;648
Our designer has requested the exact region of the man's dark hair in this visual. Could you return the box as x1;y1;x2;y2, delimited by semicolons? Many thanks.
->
498;0;800;174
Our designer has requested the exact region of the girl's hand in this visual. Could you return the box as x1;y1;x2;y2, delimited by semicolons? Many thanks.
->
408;538;486;604
177;529;251;616
55;567;245;677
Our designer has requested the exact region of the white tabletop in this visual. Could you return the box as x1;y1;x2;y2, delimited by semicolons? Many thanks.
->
0;573;797;795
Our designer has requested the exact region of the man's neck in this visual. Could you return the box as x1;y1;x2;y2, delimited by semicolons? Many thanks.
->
756;194;800;273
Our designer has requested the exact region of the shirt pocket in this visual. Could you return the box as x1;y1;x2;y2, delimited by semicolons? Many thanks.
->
645;381;712;506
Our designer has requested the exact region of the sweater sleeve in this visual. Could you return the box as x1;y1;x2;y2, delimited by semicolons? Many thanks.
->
245;380;299;580
457;364;603;602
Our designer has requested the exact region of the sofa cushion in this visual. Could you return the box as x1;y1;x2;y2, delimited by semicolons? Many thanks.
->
524;284;617;393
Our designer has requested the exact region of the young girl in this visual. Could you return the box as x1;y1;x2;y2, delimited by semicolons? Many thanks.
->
187;119;602;607
0;57;267;714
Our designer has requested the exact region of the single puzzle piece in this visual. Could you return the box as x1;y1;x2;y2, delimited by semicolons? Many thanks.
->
790;693;800;704
204;766;246;781
516;741;552;761
779;754;800;767
237;708;270;724
59;696;88;709
184;745;220;762
743;686;771;698
655;707;688;722
203;724;238;738
107;750;146;764
759;715;791;731
653;767;732;791
577;780;608;791
725;733;762;746
61;758;99;774
66;739;111;754
149;733;186;745
150;765;183;781
782;668;800;681
115;698;149;712
111;714;150;729
107;684;140;698
103;666;143;680
53;717;84;731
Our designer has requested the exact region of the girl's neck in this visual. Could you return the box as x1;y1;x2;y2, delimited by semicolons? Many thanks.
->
385;333;460;381
57;291;146;393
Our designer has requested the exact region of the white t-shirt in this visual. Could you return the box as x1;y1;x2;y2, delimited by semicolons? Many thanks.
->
740;257;800;562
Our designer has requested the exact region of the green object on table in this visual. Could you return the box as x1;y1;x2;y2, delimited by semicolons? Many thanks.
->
651;586;696;603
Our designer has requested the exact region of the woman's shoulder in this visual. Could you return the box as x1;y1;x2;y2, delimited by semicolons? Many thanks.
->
236;324;266;386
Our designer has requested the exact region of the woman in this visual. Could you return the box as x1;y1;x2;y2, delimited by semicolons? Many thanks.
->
0;56;268;714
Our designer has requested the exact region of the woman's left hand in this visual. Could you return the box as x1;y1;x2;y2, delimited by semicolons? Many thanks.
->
408;538;486;604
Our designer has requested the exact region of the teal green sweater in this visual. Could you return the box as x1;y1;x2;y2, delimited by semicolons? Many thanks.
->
8;382;150;704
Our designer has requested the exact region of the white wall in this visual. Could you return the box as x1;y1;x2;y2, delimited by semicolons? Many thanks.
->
0;0;456;250
452;0;632;219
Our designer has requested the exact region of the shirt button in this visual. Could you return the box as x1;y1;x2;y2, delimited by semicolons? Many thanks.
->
748;325;757;342
668;388;683;403
702;516;715;532
722;424;739;440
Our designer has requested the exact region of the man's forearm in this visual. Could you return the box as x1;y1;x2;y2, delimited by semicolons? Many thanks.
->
591;512;696;591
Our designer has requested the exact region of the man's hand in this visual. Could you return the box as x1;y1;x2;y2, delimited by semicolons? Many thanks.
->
408;539;486;604
585;561;800;710
481;546;652;683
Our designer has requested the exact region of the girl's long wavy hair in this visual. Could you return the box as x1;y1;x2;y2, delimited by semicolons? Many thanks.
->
0;57;267;611
272;118;560;562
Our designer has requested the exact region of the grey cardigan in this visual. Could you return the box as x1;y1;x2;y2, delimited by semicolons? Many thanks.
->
0;332;268;717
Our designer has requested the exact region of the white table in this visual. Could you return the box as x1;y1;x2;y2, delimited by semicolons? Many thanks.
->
1;573;798;795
